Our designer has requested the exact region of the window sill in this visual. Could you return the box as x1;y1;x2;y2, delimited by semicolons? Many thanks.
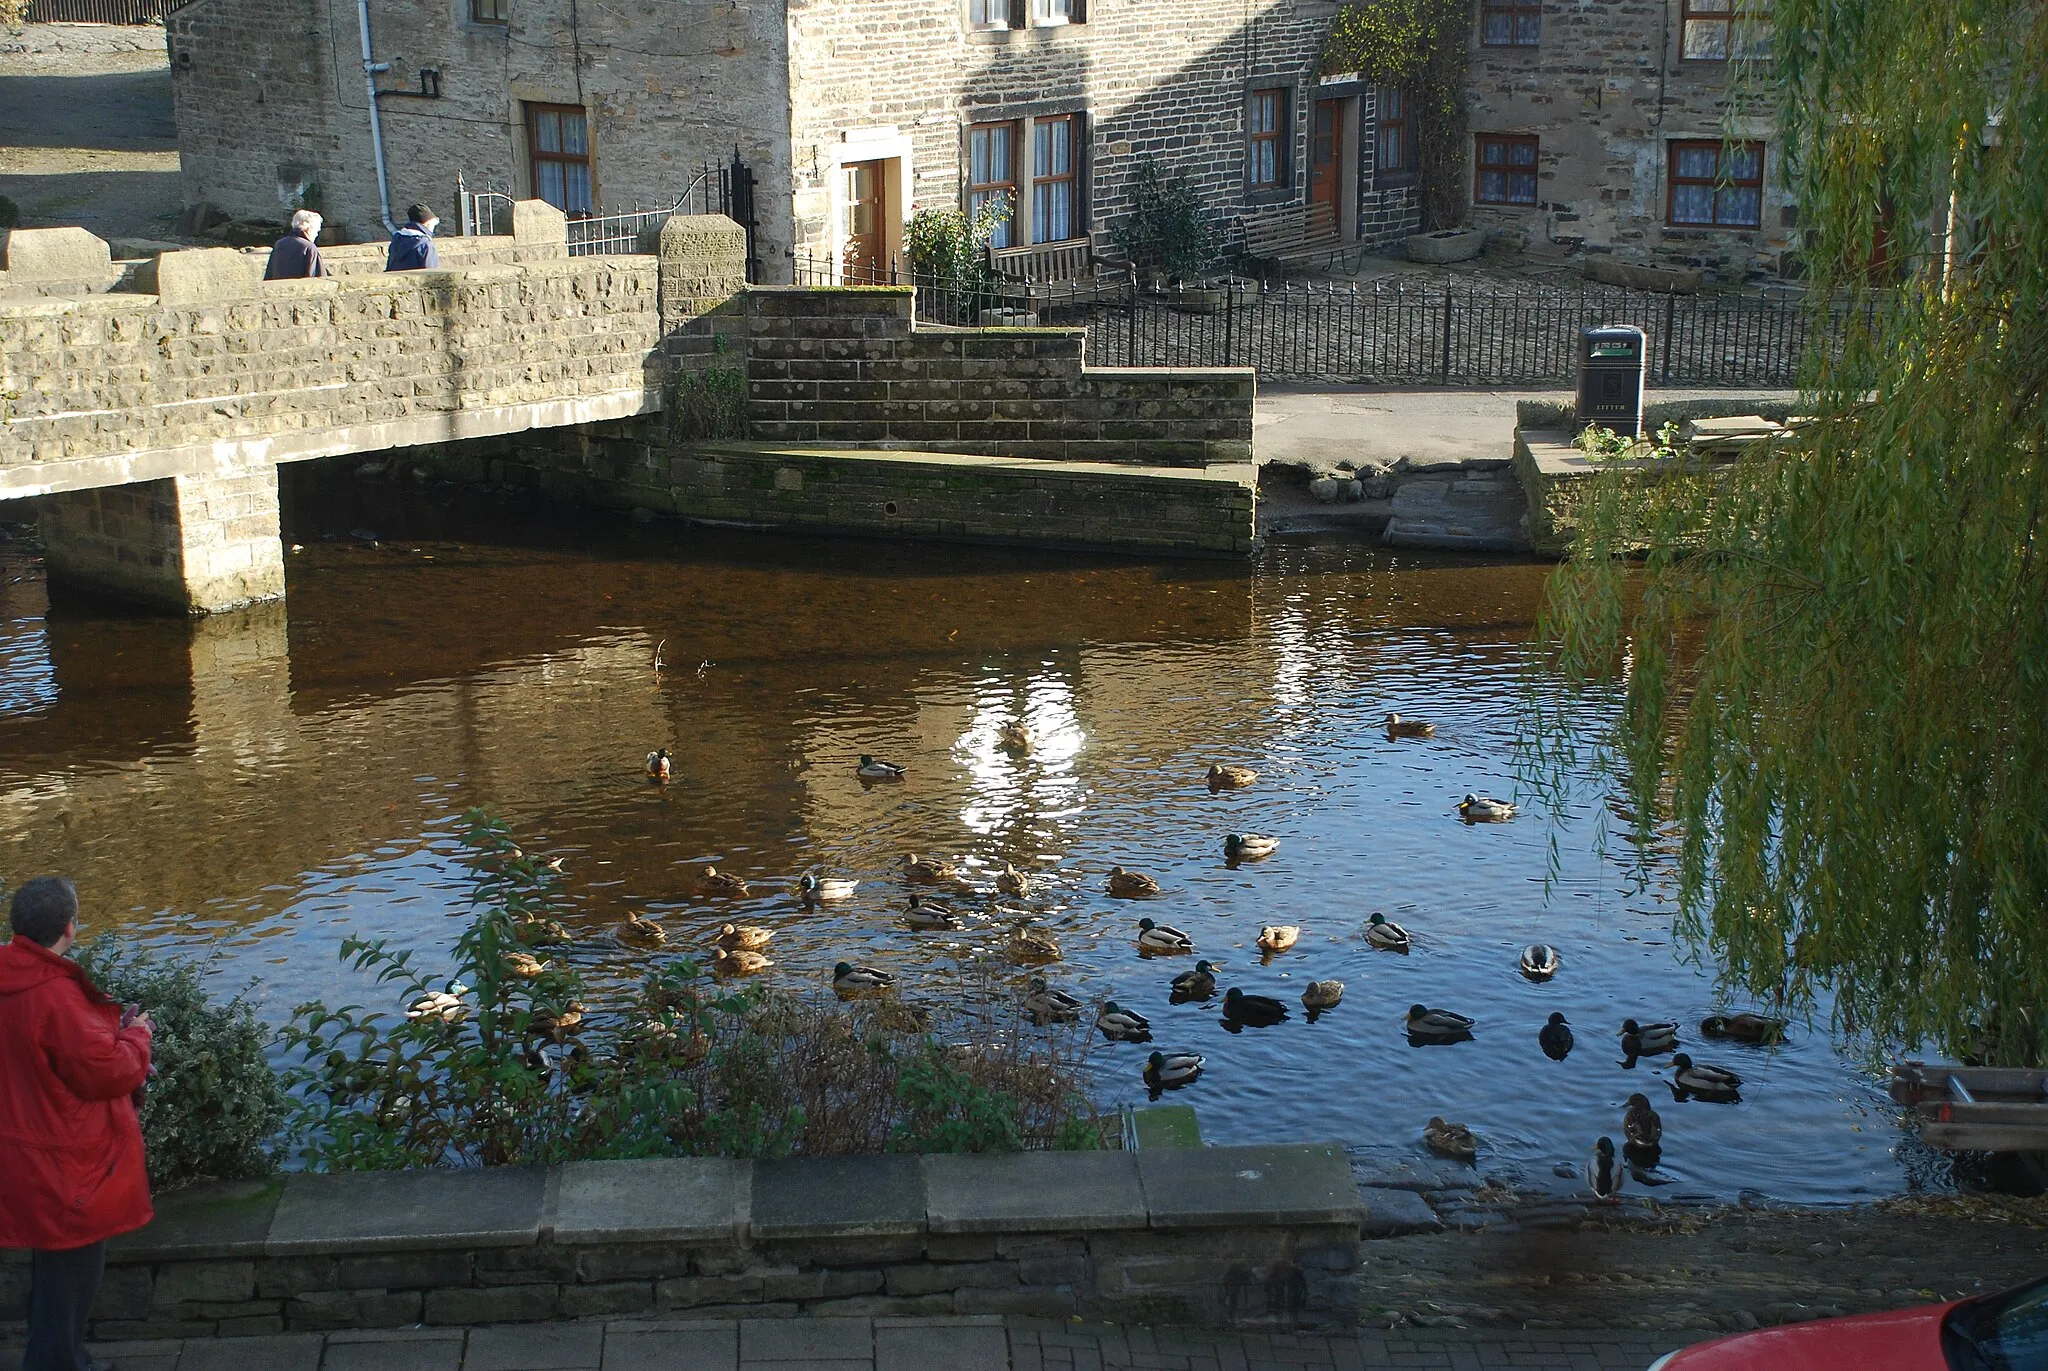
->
967;23;1085;42
1474;200;1539;210
1663;223;1762;234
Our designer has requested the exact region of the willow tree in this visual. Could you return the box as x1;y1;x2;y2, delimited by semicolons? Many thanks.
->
1535;0;2048;1064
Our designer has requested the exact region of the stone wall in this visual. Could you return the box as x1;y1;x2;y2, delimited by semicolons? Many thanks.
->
0;1147;1364;1339
36;466;286;613
745;287;1254;466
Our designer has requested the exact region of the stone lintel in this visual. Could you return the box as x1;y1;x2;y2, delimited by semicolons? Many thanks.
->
923;1152;1145;1234
265;1168;548;1255
549;1158;751;1244
1136;1142;1363;1229
109;1178;285;1261
749;1155;925;1239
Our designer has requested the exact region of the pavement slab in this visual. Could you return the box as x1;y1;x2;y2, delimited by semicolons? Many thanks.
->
603;1322;740;1370
740;1316;875;1362
466;1322;605;1370
322;1328;467;1371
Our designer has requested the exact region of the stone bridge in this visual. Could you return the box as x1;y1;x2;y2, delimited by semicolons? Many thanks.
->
1;203;1255;612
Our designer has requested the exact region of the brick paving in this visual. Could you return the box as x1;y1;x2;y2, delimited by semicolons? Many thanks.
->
7;1316;1685;1370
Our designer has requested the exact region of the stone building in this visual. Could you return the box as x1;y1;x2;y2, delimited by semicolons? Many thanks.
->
165;0;1425;280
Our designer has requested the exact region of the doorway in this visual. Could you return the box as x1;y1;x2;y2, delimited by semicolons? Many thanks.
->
842;160;889;282
1309;99;1346;223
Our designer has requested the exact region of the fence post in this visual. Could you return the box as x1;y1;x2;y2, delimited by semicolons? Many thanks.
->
1127;266;1138;369
1660;293;1677;384
1440;286;1455;385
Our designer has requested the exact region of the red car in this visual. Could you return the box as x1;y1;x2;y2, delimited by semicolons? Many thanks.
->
1647;1278;2048;1370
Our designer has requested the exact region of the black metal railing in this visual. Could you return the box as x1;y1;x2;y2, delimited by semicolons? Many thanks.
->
30;0;166;19
790;254;1841;387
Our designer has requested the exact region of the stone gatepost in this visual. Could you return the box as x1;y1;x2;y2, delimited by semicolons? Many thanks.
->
37;465;287;615
649;213;748;359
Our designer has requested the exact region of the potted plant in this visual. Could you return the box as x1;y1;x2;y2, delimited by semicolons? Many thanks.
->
1113;161;1214;291
904;197;1019;325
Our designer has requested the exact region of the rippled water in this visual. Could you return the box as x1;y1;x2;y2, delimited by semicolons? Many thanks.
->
0;472;1908;1202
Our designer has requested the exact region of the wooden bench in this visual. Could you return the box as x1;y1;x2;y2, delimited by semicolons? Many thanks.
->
989;239;1119;305
1239;202;1348;276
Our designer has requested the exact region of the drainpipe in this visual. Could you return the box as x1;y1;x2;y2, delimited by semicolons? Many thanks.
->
356;0;399;234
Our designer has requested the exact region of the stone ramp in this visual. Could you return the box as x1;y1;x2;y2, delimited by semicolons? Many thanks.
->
1379;468;1531;553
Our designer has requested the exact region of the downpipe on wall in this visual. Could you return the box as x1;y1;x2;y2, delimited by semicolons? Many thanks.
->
356;0;399;235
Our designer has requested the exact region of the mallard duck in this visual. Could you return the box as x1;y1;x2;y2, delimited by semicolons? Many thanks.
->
407;984;467;1023
514;916;574;946
1096;1000;1153;1042
1587;1136;1624;1199
833;961;894;997
715;922;774;952
1224;833;1280;863
1301;979;1345;1011
1459;792;1517;821
1255;924;1300;954
712;949;772;978
900;896;963;931
1170;959;1218;1000
798;872;859;903
1700;1012;1788;1045
1406;1004;1475;1043
646;748;672;783
1136;917;1193;955
1207;763;1258;790
1384;713;1436;739
1539;1011;1574;1060
1364;913;1411;952
1623;1093;1663;1149
700;866;751;898
502;951;548;978
1022;977;1083;1024
1423;1116;1478;1162
1107;865;1162;898
871;1000;934;1034
1620;1018;1680;1058
856;754;906;781
995;863;1031;897
617;912;668;948
538;856;567;875
1222;987;1289;1027
1670;1052;1742;1099
1006;924;1062;964
529;1001;585;1040
997;721;1035;754
1520;943;1560;981
901;853;958;885
1144;1050;1203;1090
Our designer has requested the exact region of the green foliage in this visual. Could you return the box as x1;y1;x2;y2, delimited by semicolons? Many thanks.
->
74;944;287;1188
904;198;1009;283
1322;0;1472;228
1571;421;1681;462
667;366;748;443
890;1047;1023;1153
1530;0;2048;1066
1112;161;1214;284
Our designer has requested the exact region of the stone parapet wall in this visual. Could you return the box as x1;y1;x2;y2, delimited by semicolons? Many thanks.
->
745;288;1255;467
0;1146;1363;1340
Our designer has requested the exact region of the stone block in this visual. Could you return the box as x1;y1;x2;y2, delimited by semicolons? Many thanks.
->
136;247;264;305
1137;1143;1362;1229
924;1152;1145;1234
253;1256;336;1298
1;226;114;282
150;1260;254;1307
750;1155;924;1239
953;1284;1081;1316
556;1280;655;1318
336;1251;474;1290
266;1166;546;1254
572;1244;697;1283
550;1157;751;1244
924;1234;999;1262
473;1245;580;1284
282;1287;424;1330
89;1263;153;1319
511;200;569;255
422;1283;560;1325
654;1273;763;1308
882;1260;1017;1297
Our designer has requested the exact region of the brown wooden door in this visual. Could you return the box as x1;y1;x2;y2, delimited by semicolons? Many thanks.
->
1309;99;1345;218
842;160;888;282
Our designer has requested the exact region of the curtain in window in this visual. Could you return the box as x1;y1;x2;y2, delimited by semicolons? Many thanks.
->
969;124;1015;248
1032;118;1074;243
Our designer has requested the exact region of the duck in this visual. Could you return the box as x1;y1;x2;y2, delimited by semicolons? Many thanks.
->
997;721;1035;755
901;895;963;931
1520;943;1560;981
646;748;672;783
1623;1093;1663;1149
699;866;751;898
1364;913;1411;952
856;754;907;782
1539;1011;1574;1060
833;961;895;997
1144;1050;1204;1090
1136;917;1193;955
1022;977;1084;1024
1406;1004;1475;1043
1255;924;1300;954
1006;924;1062;965
539;856;567;875
901;853;958;885
407;984;468;1023
1459;793;1518;822
1207;763;1258;790
995;863;1031;897
1221;987;1290;1027
502;951;548;978
1384;713;1436;739
617;912;668;948
1107;866;1162;898
1587;1136;1624;1199
1169;959;1218;1000
1700;1012;1788;1045
712;949;773;978
1224;833;1281;863
1096;1000;1154;1042
529;1001;585;1040
1423;1116;1479;1162
798;872;859;903
1620;1018;1680;1058
1670;1052;1743;1099
1301;979;1345;1012
514;915;574;946
715;922;774;952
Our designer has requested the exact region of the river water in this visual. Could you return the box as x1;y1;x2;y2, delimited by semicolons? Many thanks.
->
0;473;1911;1203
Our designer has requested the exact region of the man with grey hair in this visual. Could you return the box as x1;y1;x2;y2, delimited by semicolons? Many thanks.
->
264;208;329;279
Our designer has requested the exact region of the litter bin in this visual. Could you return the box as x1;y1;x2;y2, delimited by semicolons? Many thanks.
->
1576;325;1647;438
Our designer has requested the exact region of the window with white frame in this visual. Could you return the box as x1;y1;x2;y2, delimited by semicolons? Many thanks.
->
967;113;1089;251
1031;0;1074;24
969;121;1018;248
968;0;1010;29
1032;114;1078;243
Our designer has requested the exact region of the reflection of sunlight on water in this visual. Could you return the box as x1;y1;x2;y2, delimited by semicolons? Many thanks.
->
0;621;57;717
955;666;1087;852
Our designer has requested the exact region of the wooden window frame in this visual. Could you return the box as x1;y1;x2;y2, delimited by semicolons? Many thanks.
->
1666;139;1764;228
1247;87;1289;191
1479;0;1540;46
1030;113;1083;245
1680;0;1770;61
1374;86;1414;184
1473;133;1539;206
968;120;1020;249
525;103;594;214
469;0;509;21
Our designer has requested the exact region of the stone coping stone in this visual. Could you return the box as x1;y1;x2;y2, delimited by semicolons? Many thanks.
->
110;1177;284;1260
751;1155;926;1239
691;444;1256;490
266;1166;547;1255
1137;1143;1362;1229
549;1157;750;1244
924;1152;1145;1234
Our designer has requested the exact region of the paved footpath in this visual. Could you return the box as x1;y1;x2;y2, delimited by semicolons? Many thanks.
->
20;1316;1684;1371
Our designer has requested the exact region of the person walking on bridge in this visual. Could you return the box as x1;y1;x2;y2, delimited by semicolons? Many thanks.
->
0;877;155;1371
385;202;442;271
263;209;329;280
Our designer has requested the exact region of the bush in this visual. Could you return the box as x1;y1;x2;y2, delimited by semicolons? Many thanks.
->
74;945;288;1188
1112;161;1213;284
667;366;748;442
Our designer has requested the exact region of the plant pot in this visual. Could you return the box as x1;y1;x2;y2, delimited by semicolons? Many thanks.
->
976;306;1039;328
1405;228;1486;264
1170;279;1258;315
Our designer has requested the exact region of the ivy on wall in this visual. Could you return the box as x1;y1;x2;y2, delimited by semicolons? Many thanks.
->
1322;0;1474;230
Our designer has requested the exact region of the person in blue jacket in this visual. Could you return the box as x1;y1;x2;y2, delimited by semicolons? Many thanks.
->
385;202;441;271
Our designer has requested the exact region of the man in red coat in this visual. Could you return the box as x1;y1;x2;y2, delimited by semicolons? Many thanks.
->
0;877;154;1371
